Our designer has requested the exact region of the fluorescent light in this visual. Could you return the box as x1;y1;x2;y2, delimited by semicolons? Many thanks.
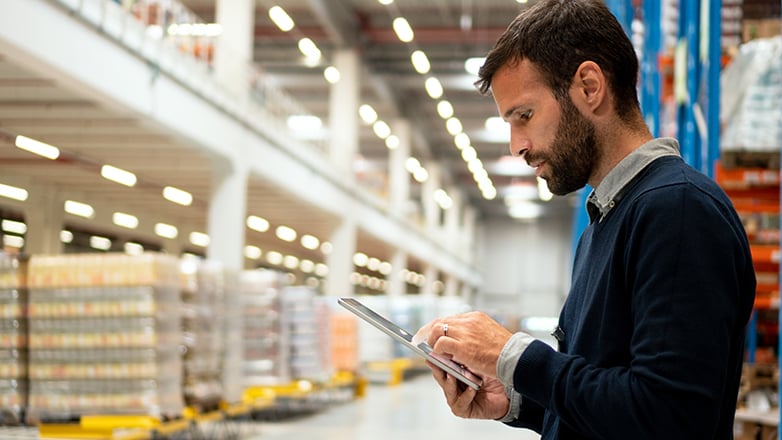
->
3;235;23;248
60;230;73;243
467;158;484;173
0;183;28;201
437;100;454;119
461;146;477;162
353;252;368;267
379;261;392;275
112;212;139;229
378;0;393;4
434;189;453;210
189;231;210;247
247;215;270;232
266;251;283;265
454;133;471;150
2;220;26;235
301;234;320;250
538;176;554;201
405;157;421;173
244;245;262;259
425;77;443;99
154;222;178;239
300;259;315;273
411;50;430;74
367;257;381;271
269;6;294;32
385;134;400;150
163;186;192;206
320;241;332;255
446;117;463;135
298;37;321;60
275;225;297;242
482;185;497;200
283;255;299;269
101;165;137;186
392;17;414;42
64;200;94;218
287;115;322;131
464;57;485;75
413;167;429;182
508;201;542;219
90;235;112;251
359;104;378;124
314;263;329;277
124;242;144;255
372;120;391;139
323;66;340;83
15;135;59;160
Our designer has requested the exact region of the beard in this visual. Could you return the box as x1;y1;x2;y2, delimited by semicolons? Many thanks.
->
525;96;599;196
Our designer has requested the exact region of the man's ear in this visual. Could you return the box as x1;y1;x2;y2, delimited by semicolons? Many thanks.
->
571;61;607;113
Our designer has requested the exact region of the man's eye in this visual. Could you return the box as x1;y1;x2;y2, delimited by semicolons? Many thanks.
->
520;110;532;120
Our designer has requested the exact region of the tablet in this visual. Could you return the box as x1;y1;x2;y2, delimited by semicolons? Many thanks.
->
338;297;482;390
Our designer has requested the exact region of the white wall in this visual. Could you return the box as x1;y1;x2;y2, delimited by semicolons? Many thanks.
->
474;214;574;318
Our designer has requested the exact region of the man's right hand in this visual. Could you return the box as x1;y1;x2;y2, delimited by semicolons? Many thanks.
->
426;360;510;420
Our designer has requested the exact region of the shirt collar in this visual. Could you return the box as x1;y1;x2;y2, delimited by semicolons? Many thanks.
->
586;137;681;223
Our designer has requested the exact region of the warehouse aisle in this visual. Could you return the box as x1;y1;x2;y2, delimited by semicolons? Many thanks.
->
247;374;541;440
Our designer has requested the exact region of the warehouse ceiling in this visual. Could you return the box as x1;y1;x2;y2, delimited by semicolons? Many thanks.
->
0;0;577;279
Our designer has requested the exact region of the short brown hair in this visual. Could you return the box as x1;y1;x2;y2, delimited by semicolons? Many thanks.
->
477;0;640;122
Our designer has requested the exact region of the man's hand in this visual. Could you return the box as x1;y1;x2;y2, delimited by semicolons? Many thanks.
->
427;361;510;420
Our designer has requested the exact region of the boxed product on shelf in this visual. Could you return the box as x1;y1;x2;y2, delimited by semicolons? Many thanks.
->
180;259;224;411
329;309;358;373
0;252;27;425
24;253;184;424
220;269;243;405
282;286;332;383
239;270;290;386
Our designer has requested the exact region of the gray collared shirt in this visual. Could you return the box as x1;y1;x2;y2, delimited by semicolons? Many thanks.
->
586;137;681;223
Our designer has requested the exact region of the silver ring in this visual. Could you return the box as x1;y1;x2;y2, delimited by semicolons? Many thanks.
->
443;323;448;337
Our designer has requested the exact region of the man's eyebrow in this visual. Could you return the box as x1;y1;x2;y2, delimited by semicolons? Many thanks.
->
503;104;529;120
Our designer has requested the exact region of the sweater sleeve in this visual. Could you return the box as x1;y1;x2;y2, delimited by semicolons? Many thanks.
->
512;182;755;439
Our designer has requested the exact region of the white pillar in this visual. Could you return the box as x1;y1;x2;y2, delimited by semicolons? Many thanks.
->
444;274;459;297
389;119;411;215
324;218;357;296
444;185;462;253
422;264;439;296
462;205;478;263
24;185;64;254
207;159;248;271
328;49;361;174
214;0;255;98
422;162;441;233
387;250;407;297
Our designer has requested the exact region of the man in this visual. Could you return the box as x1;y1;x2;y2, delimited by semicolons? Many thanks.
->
416;1;756;438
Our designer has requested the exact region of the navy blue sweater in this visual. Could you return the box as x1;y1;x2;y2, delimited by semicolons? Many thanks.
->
507;156;756;439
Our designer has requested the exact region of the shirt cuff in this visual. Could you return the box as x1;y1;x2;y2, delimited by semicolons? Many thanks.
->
496;385;522;423
497;332;536;388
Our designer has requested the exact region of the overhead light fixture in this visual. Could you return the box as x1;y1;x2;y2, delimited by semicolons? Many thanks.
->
434;189;453;210
64;200;94;218
411;50;430;74
413;167;429;183
454;133;471;150
320;241;333;255
300;259;315;273
385;134;400;150
461;146;477;162
467;158;484;173
437;100;454;119
244;245;262;260
378;0;394;4
2;220;26;235
353;252;369;267
3;235;24;249
323;66;340;83
283;255;300;270
0;183;28;202
379;261;392;275
392;17;414;42
301;234;320;250
358;104;378;124
90;235;112;251
124;242;144;255
464;57;485;76
112;212;139;229
298;37;321;61
508;201;542;219
101;164;137;187
247;215;270;232
446;117;463;135
372;120;391;139
60;230;73;243
15;135;60;160
189;231;210;247
287;115;322;131
269;6;295;32
424;77;443;99
314;263;329;277
482;185;498;200
154;222;178;239
275;225;297;242
163;186;192;206
405;157;421;173
266;251;284;265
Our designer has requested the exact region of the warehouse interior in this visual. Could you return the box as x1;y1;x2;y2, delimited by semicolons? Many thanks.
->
0;0;780;438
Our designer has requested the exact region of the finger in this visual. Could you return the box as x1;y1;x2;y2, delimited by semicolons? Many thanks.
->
445;373;476;417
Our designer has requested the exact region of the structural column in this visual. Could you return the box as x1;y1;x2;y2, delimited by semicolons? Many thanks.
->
389;119;411;216
422;162;442;234
461;205;478;263
422;264;439;296
444;274;459;297
328;49;361;174
207;158;248;271
23;185;64;254
214;0;255;98
387;250;407;297
324;218;357;296
444;185;462;253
